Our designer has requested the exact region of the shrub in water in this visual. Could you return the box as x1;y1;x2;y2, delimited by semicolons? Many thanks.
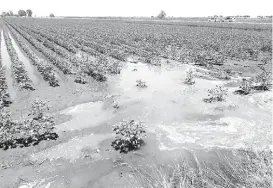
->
184;68;195;85
204;85;228;103
235;78;252;95
253;66;272;91
136;80;147;88
111;120;146;153
74;75;87;84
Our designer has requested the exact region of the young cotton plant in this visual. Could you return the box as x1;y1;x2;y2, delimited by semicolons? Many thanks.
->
0;99;57;150
0;110;15;147
254;66;272;91
204;85;228;103
29;99;55;135
30;99;50;119
136;80;147;88
111;120;146;153
237;78;252;95
184;68;195;85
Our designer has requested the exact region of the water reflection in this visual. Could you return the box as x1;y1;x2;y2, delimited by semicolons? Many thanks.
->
1;30;16;100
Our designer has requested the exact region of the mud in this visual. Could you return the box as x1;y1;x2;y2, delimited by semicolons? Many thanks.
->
0;61;271;188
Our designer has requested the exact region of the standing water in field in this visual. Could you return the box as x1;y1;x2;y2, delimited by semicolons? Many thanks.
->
21;61;272;188
39;61;272;160
0;30;16;100
8;32;39;85
55;62;272;150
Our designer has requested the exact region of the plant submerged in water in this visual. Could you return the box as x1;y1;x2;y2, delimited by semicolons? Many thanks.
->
111;120;146;153
184;68;195;85
253;66;272;91
204;85;228;103
235;78;252;95
136;79;147;88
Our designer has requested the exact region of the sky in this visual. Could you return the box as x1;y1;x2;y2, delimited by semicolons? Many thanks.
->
0;0;272;17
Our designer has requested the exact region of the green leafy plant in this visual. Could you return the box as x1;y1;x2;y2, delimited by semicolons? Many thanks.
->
253;66;272;91
111;120;146;153
240;78;252;94
112;100;119;109
184;68;195;85
204;85;228;103
0;99;57;150
234;78;252;95
74;75;87;84
136;80;147;88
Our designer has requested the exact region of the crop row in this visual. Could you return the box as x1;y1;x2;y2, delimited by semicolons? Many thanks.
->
15;22;123;75
11;20;156;64
3;29;34;90
6;22;75;75
0;31;11;108
6;18;271;71
20;23;132;62
15;24;116;80
6;19;148;67
6;24;59;87
6;22;115;81
13;18;271;64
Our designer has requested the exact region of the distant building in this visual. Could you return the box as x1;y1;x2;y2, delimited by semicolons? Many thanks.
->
257;15;272;19
208;15;235;22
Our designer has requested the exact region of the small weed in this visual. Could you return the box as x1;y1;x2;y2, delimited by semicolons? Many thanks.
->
113;100;119;109
128;149;272;188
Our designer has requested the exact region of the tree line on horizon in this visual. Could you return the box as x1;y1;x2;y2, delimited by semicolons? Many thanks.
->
1;9;33;17
1;10;55;18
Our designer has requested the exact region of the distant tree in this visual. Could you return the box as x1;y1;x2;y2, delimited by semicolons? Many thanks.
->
6;12;10;16
157;10;166;19
1;12;7;17
18;9;27;17
9;11;13;16
26;9;32;17
49;13;55;18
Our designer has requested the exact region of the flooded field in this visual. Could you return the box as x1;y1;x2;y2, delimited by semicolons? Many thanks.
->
8;61;270;188
0;30;16;100
8;32;39;85
0;17;272;188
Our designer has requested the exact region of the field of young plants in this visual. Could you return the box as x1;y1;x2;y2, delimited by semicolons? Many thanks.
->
0;17;272;188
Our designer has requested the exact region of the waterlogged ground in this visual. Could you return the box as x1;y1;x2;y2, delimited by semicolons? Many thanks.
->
1;31;107;118
0;60;272;187
8;32;39;85
0;30;16;100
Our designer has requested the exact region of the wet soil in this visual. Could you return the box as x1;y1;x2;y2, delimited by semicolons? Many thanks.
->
0;58;271;188
0;30;17;100
8;32;39;85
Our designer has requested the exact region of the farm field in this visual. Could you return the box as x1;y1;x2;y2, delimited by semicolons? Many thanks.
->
0;17;272;188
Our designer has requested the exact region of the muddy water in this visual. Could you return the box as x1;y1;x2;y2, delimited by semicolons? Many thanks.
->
31;133;113;162
0;30;16;100
39;62;272;158
23;62;272;188
8;32;39;85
